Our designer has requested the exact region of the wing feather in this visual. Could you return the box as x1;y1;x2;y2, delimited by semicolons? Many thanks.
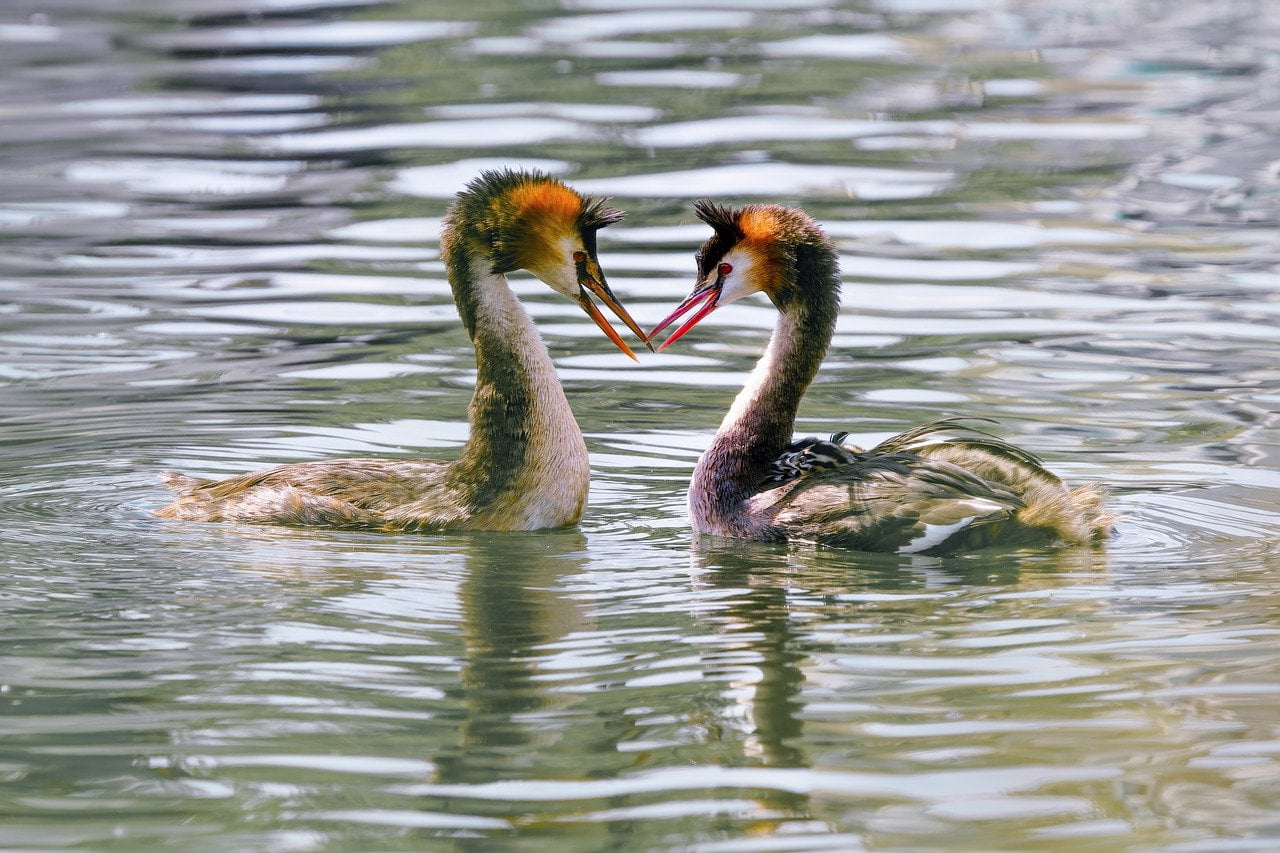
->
756;444;1023;553
171;458;450;511
870;417;1056;479
755;418;1106;551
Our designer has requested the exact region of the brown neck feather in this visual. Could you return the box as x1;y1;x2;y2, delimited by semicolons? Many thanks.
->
442;234;539;511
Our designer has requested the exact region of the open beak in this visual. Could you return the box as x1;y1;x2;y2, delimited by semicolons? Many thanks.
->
647;275;723;352
575;251;651;360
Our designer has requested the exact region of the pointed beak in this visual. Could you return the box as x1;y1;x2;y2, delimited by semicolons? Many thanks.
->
574;251;651;360
647;277;722;352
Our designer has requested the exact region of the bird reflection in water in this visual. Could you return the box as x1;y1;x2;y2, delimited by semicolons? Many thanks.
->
433;530;590;786
684;540;817;826
683;539;1112;831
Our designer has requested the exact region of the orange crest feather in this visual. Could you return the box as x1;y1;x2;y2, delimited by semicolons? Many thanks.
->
738;208;783;245
509;181;582;228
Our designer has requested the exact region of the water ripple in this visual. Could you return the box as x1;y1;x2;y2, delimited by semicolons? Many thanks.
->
3;0;1280;848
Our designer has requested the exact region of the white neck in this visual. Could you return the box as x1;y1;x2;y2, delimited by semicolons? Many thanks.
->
717;310;794;438
688;307;822;538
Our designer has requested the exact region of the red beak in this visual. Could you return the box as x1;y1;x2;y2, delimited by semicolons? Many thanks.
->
647;282;721;352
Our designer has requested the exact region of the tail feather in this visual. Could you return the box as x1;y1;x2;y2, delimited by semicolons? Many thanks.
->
1069;483;1114;540
159;471;210;496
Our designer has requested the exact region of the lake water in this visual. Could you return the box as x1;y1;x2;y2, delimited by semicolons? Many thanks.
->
2;0;1279;849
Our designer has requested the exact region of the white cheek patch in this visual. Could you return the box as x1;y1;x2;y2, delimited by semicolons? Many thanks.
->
715;249;760;306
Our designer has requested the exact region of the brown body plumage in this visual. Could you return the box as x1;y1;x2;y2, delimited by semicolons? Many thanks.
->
155;170;646;532
651;202;1112;554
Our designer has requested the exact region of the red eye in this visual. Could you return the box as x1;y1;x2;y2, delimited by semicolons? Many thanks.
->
718;262;732;276
572;250;587;262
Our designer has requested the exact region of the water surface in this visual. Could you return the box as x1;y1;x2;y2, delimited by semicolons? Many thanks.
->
2;0;1280;849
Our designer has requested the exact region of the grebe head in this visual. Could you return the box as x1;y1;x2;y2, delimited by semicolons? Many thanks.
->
450;169;648;358
649;201;834;351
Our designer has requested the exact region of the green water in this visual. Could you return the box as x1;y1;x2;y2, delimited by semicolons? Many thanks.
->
2;0;1279;849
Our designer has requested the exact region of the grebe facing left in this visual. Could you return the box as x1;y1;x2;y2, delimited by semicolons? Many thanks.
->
156;169;647;533
650;201;1112;555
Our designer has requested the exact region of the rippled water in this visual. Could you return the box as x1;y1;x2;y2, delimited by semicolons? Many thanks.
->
3;0;1280;848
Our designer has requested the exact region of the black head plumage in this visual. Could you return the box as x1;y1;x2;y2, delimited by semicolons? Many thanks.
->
690;199;744;279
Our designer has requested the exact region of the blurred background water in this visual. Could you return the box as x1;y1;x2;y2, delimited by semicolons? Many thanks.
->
2;0;1280;849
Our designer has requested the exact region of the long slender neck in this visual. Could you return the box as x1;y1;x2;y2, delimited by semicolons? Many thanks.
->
690;252;838;537
443;237;587;523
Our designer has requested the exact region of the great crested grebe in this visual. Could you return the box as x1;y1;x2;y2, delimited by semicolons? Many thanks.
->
156;169;648;532
650;201;1112;554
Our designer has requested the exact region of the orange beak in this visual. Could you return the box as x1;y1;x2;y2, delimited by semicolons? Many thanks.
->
574;251;651;360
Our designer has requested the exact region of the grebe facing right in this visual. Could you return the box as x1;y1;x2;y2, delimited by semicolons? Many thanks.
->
156;169;646;533
650;201;1112;555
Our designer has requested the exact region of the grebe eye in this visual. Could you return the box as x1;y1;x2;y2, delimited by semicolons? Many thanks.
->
572;250;587;262
718;262;732;276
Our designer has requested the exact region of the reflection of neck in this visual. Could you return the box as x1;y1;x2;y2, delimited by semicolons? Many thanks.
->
702;554;809;778
690;265;837;537
443;237;588;525
438;536;582;783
